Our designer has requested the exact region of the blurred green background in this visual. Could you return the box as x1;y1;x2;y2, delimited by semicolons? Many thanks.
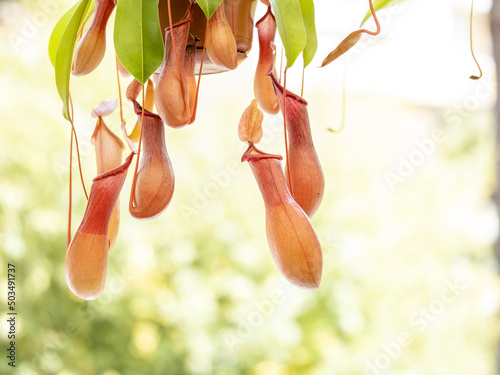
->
1;0;500;374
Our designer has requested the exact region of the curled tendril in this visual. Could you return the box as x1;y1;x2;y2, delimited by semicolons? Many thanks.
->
327;68;347;134
469;0;482;80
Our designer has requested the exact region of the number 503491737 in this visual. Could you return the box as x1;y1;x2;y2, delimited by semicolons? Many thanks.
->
7;264;15;311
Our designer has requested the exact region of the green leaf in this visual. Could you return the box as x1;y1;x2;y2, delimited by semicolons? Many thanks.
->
197;0;224;19
360;0;405;26
49;3;80;67
299;0;317;67
114;0;165;84
270;0;307;68
49;1;95;68
54;0;92;121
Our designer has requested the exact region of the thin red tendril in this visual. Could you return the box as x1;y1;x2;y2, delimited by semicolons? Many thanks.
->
361;0;381;36
115;56;136;152
129;88;146;210
232;0;237;66
279;45;284;84
283;71;293;196
190;23;208;124
68;94;88;200
167;0;190;118
301;66;305;97
67;129;74;248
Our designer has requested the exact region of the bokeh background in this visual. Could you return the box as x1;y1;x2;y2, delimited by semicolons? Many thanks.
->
1;0;500;374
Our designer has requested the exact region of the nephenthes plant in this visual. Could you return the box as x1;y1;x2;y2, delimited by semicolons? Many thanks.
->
50;0;405;300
